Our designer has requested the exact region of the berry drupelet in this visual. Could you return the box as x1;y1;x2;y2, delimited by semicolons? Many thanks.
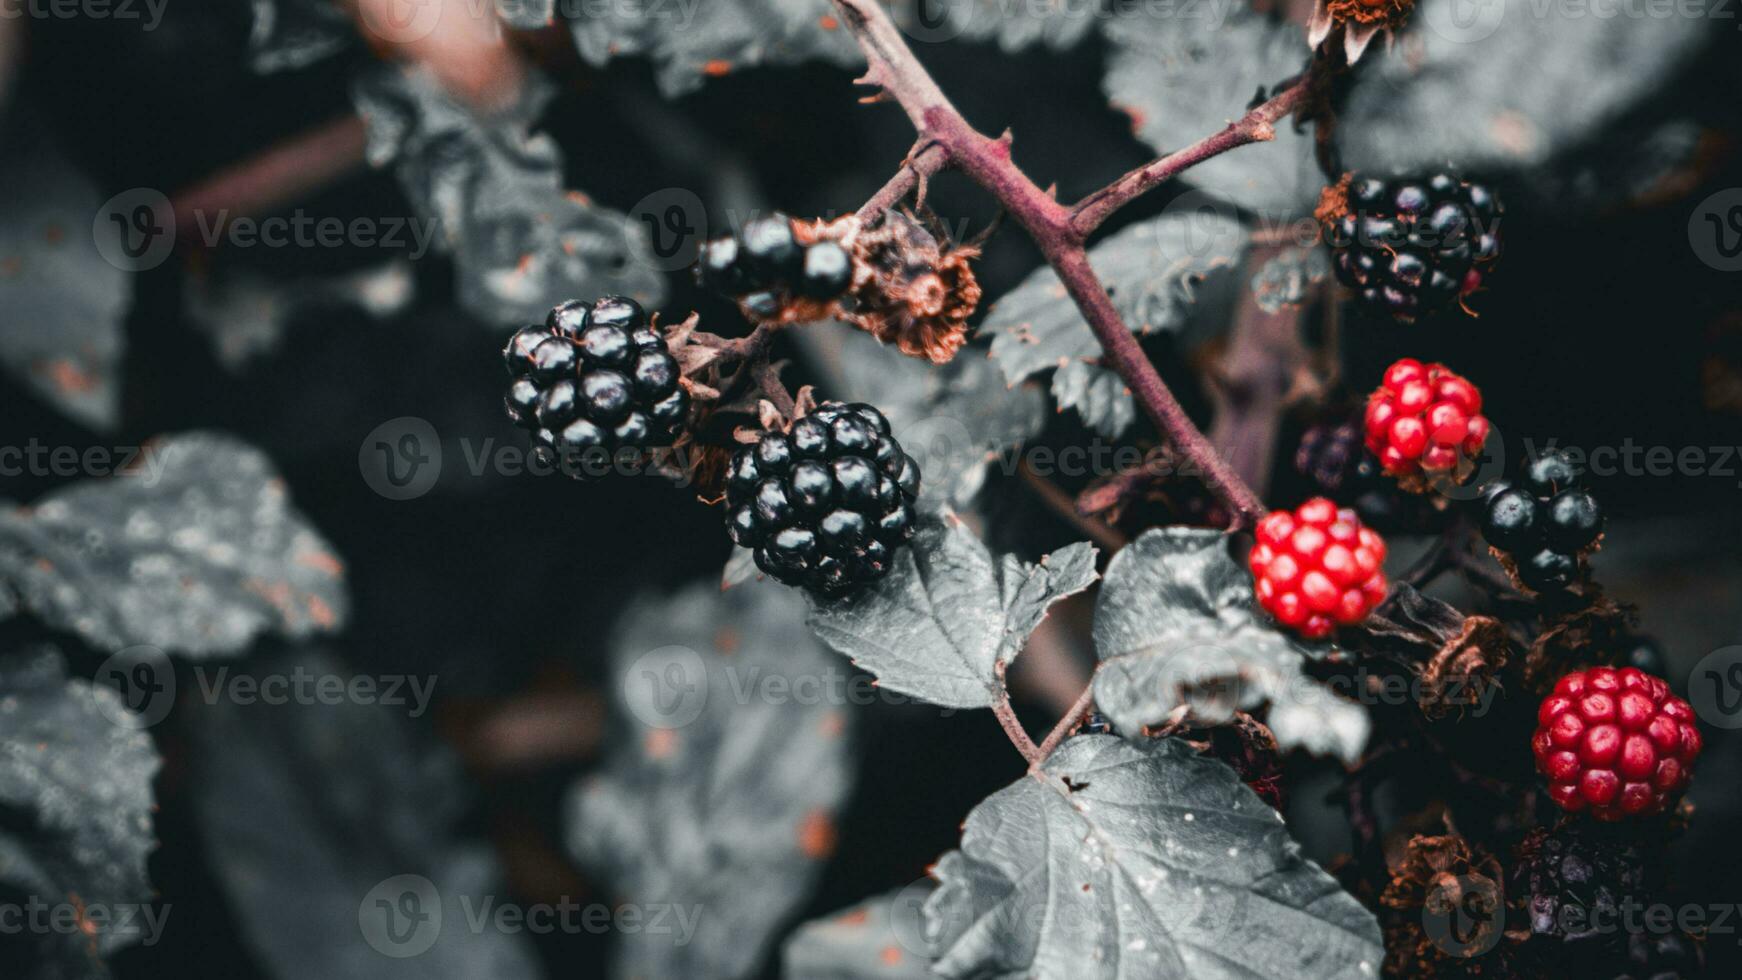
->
724;401;920;596
1363;358;1491;483
1326;172;1502;324
696;212;855;313
501;296;689;475
1249;497;1389;639
1480;450;1604;592
1533;666;1701;820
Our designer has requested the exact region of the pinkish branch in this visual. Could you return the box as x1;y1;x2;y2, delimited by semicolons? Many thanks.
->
830;0;1267;527
1069;81;1311;237
856;141;949;221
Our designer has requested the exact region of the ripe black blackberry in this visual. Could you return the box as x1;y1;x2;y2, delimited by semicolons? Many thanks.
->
1294;418;1369;493
1479;450;1604;592
1511;826;1646;946
501;296;688;476
696;212;855;313
724;401;920;595
1326;172;1502;324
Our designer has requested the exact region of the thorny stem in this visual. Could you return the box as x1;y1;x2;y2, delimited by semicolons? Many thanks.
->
831;0;1268;533
1031;678;1099;771
1069;82;1312;237
993;662;1041;764
856;141;949;222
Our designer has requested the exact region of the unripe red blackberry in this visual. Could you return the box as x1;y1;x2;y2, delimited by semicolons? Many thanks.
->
1532;666;1702;820
724;401;920;595
1363;358;1491;484
1249;497;1389;639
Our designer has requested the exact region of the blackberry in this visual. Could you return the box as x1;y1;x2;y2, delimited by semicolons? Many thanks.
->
1294;419;1368;493
1511;825;1645;945
1326;172;1502;324
696;212;857;313
501;297;689;477
1624;637;1667;678
1479;450;1604;593
724;401;919;595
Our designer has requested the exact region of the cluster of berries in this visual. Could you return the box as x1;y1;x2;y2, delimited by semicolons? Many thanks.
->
697;212;854;319
725;402;920;595
1480;450;1605;593
502;297;688;472
1325;172;1502;324
1532;667;1702;820
1363;358;1491;483
1248;497;1389;640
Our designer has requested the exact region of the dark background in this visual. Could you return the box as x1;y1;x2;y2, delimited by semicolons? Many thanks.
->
3;5;1740;977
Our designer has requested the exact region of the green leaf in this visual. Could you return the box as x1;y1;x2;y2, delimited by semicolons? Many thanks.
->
569;579;855;980
1339;0;1708;179
353;64;665;328
0;649;161;974
1102;2;1318;218
781;886;938;979
924;735;1383;979
807;513;1097;709
570;0;860;97
1091;528;1367;761
984;213;1245;438
0;433;348;658
0;134;127;431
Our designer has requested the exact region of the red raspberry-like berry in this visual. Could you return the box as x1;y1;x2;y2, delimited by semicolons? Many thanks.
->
1249;497;1389;640
1363;358;1491;480
1532;667;1702;821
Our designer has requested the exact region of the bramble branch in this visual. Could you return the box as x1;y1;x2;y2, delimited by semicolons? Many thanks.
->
831;0;1267;533
1069;81;1311;237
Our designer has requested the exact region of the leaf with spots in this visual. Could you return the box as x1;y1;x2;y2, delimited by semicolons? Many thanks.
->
568;579;855;980
0;432;349;658
1102;2;1320;218
0;649;161;976
353;64;664;328
1338;0;1709;181
569;0;860;98
923;735;1383;979
782;886;939;979
0;132;128;431
1091;528;1367;761
984;212;1245;438
187;648;541;979
806;513;1097;709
